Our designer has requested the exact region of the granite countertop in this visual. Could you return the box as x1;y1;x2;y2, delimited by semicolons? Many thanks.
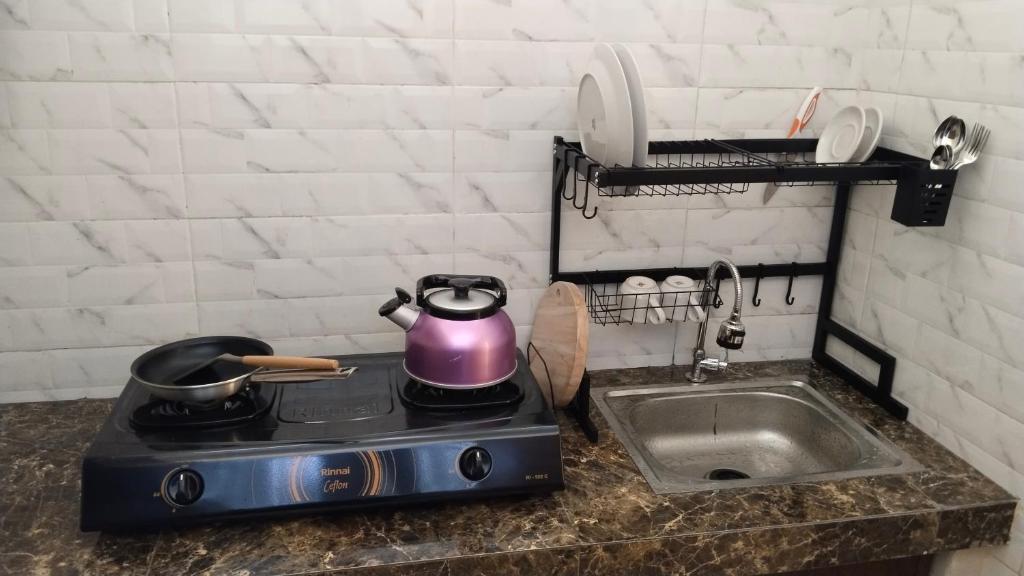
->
1;360;1016;576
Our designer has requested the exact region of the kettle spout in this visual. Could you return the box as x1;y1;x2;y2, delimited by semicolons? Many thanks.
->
378;288;420;332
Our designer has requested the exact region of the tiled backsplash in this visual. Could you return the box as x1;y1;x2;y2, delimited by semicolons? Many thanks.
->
2;0;898;402
1;0;1022;573
825;2;1024;573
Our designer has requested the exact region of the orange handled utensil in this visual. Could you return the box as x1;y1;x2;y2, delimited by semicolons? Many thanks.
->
786;86;822;138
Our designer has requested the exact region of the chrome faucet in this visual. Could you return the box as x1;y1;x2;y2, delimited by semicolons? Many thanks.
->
686;258;746;383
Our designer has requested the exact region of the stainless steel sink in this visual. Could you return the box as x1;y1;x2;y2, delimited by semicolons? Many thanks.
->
593;379;921;493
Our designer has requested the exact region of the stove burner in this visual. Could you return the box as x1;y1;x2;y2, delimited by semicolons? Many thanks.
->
399;379;524;411
130;385;275;430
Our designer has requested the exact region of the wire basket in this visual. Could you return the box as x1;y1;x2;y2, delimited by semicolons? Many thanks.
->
763;149;898;188
584;280;714;326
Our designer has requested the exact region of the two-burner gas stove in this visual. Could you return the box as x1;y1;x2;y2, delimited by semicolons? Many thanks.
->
80;350;564;532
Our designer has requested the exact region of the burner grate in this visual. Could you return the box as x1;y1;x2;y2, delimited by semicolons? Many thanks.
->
130;384;275;430
399;379;524;411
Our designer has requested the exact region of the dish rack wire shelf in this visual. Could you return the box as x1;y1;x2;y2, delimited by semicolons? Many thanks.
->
585;278;714;326
550;136;960;442
555;137;958;226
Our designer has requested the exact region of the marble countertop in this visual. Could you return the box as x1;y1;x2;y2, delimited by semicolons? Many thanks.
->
1;360;1016;576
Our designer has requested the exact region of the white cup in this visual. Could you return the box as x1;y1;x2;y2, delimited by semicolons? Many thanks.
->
619;276;666;325
659;276;706;323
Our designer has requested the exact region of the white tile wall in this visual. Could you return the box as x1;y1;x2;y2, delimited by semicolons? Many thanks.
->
830;3;1024;569
0;1;1022;570
0;0;902;389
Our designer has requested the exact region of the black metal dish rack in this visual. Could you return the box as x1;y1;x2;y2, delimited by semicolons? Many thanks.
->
550;137;960;442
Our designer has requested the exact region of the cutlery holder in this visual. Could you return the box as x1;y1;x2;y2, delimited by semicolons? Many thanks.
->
890;164;959;227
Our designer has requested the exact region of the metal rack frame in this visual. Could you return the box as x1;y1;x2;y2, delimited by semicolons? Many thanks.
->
549;136;945;440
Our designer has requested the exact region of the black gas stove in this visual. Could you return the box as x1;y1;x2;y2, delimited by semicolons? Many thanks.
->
80;350;564;532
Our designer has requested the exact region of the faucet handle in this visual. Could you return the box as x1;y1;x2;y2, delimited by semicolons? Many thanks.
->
706;350;729;372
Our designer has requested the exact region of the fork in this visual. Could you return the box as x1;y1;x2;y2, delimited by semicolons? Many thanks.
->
951;123;990;169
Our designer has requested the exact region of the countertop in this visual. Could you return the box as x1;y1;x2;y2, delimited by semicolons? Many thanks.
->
0;360;1016;576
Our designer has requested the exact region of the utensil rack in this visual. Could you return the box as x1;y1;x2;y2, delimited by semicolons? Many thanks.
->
551;136;959;441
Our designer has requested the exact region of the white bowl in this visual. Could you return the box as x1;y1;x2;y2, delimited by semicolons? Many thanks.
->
816;106;866;163
851;106;884;162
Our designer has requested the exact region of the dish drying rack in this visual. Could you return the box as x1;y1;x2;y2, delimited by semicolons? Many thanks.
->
551;137;960;442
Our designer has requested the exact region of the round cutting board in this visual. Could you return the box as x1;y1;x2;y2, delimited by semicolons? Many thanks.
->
529;282;589;408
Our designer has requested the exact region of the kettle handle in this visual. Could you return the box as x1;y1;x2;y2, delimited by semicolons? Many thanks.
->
415;275;508;307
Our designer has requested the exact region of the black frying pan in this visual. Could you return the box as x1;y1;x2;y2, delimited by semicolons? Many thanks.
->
131;336;273;404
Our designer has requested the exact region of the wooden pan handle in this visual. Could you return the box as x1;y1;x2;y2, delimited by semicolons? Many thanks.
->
240;356;340;370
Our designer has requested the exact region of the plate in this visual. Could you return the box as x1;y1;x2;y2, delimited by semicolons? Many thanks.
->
851;106;883;162
577;44;634;168
612;43;647;167
815;105;866;163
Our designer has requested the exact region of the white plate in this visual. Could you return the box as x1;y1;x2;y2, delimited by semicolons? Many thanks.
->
612;43;647;168
577;44;633;168
815;105;866;163
851;106;883;162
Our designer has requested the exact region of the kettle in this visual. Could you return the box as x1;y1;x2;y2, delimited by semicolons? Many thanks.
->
379;275;517;388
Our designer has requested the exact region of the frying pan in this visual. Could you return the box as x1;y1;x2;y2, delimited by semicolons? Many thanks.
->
131;336;346;404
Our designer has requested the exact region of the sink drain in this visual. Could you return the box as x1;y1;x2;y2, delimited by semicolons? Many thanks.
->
705;468;750;480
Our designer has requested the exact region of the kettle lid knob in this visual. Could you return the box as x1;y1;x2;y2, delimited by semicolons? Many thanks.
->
449;278;473;299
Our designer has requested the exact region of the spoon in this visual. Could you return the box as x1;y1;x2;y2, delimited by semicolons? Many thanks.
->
932;115;966;153
929;145;953;170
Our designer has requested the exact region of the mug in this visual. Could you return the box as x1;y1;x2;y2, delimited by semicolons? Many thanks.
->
659;276;706;323
619;276;666;325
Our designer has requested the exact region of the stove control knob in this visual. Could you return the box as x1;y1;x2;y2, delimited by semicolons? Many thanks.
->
163;469;204;507
458;447;492;482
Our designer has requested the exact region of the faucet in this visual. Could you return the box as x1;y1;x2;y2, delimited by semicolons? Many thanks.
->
686;258;746;383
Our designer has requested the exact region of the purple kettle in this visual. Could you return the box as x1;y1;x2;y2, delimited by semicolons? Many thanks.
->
379;275;517;389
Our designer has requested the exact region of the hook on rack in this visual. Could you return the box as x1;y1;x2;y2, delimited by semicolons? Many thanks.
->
559;147;574;202
571;165;591;211
713;277;723;308
752;263;763;307
573;163;598;219
785;262;798;305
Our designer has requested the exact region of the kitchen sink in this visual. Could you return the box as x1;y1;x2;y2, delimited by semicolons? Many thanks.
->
593;379;921;493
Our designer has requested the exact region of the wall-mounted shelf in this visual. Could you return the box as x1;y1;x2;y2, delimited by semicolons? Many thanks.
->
553;137;958;227
549;137;947;440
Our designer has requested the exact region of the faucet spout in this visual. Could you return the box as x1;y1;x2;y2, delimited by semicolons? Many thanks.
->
706;259;743;319
687;258;746;383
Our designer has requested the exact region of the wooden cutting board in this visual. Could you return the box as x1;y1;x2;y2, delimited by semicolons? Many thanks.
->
529;282;589;408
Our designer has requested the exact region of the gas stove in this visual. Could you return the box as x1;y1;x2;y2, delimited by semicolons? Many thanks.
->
80;350;564;532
